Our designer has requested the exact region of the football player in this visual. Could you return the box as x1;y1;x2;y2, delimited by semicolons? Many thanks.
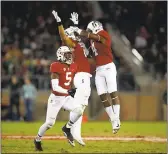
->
52;11;92;146
72;16;121;134
34;46;85;151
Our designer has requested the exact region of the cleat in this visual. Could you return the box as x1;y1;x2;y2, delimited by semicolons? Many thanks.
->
62;125;75;147
34;139;43;151
71;132;86;146
112;119;120;134
74;138;86;146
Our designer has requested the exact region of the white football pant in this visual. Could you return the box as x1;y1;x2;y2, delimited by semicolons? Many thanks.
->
45;94;81;129
95;62;117;95
71;72;92;140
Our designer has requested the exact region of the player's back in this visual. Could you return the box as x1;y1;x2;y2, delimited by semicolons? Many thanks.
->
91;30;113;67
50;61;77;96
72;40;91;74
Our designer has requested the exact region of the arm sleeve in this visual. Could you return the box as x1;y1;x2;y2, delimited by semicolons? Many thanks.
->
51;79;68;94
58;25;76;48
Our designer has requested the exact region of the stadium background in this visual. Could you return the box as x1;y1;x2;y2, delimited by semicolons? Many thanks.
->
1;1;167;153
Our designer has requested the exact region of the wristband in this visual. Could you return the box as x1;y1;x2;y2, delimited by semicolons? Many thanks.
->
57;21;62;26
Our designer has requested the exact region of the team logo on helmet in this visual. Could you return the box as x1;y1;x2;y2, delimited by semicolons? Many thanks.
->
87;21;103;34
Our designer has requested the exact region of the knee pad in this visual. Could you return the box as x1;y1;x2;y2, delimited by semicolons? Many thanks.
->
72;105;86;116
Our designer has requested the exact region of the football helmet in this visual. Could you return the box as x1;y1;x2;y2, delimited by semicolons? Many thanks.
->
65;26;81;42
87;21;103;34
56;46;73;64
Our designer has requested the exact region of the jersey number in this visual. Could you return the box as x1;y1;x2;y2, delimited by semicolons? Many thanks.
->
64;72;72;86
91;42;98;56
79;42;89;57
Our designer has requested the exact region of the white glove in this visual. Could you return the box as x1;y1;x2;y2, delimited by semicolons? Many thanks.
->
70;12;79;25
52;10;61;22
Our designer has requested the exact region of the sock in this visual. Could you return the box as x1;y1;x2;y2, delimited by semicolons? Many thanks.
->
35;134;42;142
105;106;116;122
66;121;74;128
113;104;120;119
71;116;82;139
36;123;50;141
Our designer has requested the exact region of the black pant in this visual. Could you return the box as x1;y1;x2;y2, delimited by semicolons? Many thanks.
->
8;97;20;120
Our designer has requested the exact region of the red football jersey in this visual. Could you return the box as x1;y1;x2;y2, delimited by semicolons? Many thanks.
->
90;30;113;66
50;61;77;96
72;40;91;74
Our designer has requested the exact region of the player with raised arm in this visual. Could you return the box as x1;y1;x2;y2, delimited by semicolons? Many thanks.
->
72;18;121;134
52;11;91;146
34;46;85;151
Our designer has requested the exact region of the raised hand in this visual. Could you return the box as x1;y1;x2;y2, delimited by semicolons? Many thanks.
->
70;12;79;25
52;10;61;22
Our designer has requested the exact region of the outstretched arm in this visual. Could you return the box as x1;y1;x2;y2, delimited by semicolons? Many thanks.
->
52;10;76;48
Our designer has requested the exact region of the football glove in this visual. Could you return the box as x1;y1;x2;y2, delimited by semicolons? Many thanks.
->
68;88;77;98
52;10;61;22
70;12;79;25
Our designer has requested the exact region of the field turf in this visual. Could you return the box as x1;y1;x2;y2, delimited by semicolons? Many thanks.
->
1;121;167;153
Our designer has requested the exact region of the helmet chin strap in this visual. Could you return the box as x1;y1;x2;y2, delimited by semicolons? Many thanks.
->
63;57;73;65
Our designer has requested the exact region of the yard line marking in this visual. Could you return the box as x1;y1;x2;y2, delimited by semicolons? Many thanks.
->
1;135;166;143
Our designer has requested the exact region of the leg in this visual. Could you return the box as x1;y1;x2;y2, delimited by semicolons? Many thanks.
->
62;101;85;146
62;96;86;146
27;99;33;121
34;94;65;151
110;92;120;119
99;93;116;121
24;99;29;121
70;116;84;145
8;97;14;120
70;73;91;145
15;100;21;120
95;71;116;120
106;63;121;133
95;70;117;132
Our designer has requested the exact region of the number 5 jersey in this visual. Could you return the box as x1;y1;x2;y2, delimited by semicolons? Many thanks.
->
50;62;78;96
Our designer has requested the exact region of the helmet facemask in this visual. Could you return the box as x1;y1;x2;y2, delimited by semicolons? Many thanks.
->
56;46;73;65
65;27;81;42
63;52;73;65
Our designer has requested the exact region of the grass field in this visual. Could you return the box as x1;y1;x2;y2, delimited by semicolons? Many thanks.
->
1;121;167;153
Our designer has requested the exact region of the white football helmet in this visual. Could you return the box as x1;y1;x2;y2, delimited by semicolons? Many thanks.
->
65;26;81;42
56;46;73;64
87;21;103;34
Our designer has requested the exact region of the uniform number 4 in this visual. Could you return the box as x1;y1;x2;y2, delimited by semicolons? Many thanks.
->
64;72;72;86
91;42;98;56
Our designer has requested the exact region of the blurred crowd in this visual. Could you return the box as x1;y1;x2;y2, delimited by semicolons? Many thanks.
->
100;1;167;79
1;2;95;89
1;1;166;92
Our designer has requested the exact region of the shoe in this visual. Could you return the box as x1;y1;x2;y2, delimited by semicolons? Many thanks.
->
71;132;86;146
112;119;120;134
34;139;43;151
62;125;75;147
74;137;86;146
